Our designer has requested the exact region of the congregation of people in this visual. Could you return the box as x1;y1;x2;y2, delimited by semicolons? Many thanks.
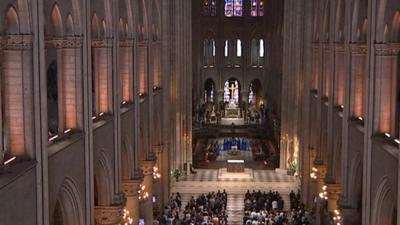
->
160;191;228;225
243;190;313;225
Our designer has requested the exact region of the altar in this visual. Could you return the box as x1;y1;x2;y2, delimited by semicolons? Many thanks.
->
227;159;245;172
224;99;241;118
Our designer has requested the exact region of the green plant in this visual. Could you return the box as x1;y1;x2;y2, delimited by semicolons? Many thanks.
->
173;168;182;179
288;159;298;174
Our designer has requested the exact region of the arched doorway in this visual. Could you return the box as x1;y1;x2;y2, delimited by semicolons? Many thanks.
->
223;78;240;104
248;79;263;107
204;79;215;103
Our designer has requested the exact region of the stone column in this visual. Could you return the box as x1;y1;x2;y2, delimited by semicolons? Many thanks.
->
340;207;361;225
122;179;141;225
153;145;164;209
326;183;341;213
95;206;123;225
140;160;155;225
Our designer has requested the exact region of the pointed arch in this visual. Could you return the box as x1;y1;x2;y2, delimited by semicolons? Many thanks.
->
391;11;400;42
4;6;20;34
371;176;397;225
138;0;149;40
50;3;63;37
94;150;114;206
66;14;75;36
121;135;134;180
91;13;100;39
53;177;84;225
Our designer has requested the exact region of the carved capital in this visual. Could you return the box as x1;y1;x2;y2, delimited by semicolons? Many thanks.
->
321;42;330;51
152;145;164;155
140;160;155;176
349;43;367;55
95;206;123;225
2;34;33;50
122;179;141;197
46;37;83;49
92;38;114;48
326;183;342;200
334;43;345;53
311;42;319;50
375;43;400;56
120;39;134;47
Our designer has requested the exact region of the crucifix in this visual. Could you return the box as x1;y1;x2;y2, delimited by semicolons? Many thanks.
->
229;83;236;98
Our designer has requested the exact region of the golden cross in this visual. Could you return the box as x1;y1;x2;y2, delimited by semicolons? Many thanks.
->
229;83;236;97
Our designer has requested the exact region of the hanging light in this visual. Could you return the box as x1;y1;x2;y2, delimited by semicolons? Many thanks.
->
120;208;134;225
332;209;342;225
138;183;149;201
153;166;161;180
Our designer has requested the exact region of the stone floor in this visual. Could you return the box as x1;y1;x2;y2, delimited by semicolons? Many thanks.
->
171;169;299;225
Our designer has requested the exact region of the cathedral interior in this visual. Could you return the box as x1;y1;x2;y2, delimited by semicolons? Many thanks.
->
0;0;399;225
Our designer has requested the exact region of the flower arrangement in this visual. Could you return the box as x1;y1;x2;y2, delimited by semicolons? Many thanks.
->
172;168;182;181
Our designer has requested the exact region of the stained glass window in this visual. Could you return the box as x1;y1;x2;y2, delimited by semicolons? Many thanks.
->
225;0;242;17
250;0;264;16
203;0;217;16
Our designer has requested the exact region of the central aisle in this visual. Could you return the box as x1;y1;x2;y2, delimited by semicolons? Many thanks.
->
226;194;245;225
171;169;299;224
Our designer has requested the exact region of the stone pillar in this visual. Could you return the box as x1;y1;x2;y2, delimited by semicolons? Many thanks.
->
153;145;164;209
121;180;141;225
314;164;327;225
140;160;155;225
95;206;123;225
340;207;361;225
326;183;341;213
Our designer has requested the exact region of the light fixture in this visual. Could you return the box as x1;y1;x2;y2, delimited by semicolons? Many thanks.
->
120;208;134;225
340;105;344;109
138;183;149;200
122;101;127;105
357;116;363;121
4;156;16;165
319;185;328;200
395;139;400;144
384;133;391;138
49;135;59;142
333;209;342;225
92;116;97;120
153;166;161;180
99;112;105;117
64;129;72;134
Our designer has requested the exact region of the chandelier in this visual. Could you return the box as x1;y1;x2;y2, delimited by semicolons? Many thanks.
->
120;208;133;225
153;166;161;180
138;183;149;201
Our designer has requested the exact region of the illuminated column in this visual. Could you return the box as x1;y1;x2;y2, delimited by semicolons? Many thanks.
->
122;180;141;225
152;145;163;207
374;44;400;135
94;206;123;225
119;39;134;103
140;161;154;225
326;183;341;213
349;44;367;118
92;39;113;114
52;37;84;130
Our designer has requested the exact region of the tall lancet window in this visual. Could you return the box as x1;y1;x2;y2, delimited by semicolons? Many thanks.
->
203;0;217;16
251;0;264;16
259;39;264;57
224;40;229;57
236;39;242;57
47;60;59;137
225;0;242;17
